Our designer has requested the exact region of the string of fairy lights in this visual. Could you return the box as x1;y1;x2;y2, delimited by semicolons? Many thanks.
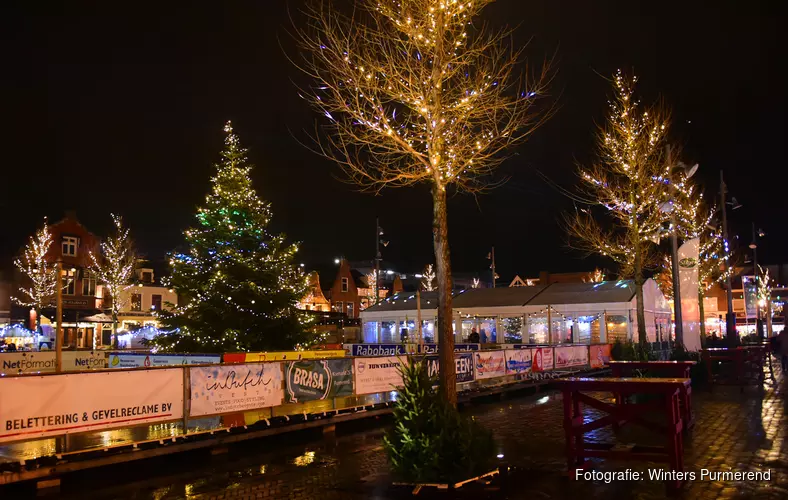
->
150;122;314;352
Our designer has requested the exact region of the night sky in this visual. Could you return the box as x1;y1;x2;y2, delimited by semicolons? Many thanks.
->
2;1;785;281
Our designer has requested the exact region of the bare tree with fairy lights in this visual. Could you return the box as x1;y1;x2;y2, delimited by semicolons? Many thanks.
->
90;214;137;348
565;71;673;344
292;0;552;404
13;220;57;331
420;264;436;291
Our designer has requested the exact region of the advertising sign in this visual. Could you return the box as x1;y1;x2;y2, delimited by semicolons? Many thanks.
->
108;353;220;369
473;350;507;379
284;359;353;403
243;350;345;362
425;353;475;383
349;344;406;357
0;369;183;443
589;344;612;369
532;347;554;372
418;343;480;354
354;356;405;395
678;238;702;351
555;346;588;368
189;363;284;417
742;276;758;320
1;351;108;376
504;349;532;374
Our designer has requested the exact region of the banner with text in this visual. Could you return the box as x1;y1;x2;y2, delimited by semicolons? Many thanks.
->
1;351;108;376
354;356;406;395
589;345;612;369
473;350;507;379
0;369;183;443
189;363;284;417
554;346;589;369
532;348;554;372
425;352;475;383
284;359;354;403
504;349;532;374
108;353;220;369
241;350;346;362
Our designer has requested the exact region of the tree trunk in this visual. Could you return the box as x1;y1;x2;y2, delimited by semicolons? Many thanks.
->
633;243;648;344
698;287;706;337
112;311;119;350
432;186;457;406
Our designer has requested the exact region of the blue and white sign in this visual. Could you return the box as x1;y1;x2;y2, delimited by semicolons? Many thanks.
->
349;344;406;357
418;343;480;354
425;352;475;383
108;352;220;369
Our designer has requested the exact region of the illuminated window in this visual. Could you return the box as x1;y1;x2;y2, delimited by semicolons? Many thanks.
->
131;294;142;311
334;301;343;313
82;270;96;296
62;269;76;295
341;277;348;292
346;302;354;318
62;236;78;257
151;294;162;311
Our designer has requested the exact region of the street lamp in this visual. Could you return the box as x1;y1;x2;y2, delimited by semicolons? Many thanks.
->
720;171;741;345
661;144;698;347
750;224;765;338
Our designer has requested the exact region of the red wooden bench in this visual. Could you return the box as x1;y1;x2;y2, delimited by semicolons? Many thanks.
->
703;346;767;389
555;377;690;489
609;361;696;429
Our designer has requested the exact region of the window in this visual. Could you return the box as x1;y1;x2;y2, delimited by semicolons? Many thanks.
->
341;277;349;292
62;269;76;295
141;271;153;284
82;270;96;296
334;301;343;313
346;302;354;318
62;236;78;257
151;294;162;311
131;294;142;311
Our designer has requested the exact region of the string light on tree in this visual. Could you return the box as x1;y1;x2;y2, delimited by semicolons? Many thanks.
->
149;122;315;353
90;214;137;348
421;264;437;291
13;219;57;331
565;70;673;344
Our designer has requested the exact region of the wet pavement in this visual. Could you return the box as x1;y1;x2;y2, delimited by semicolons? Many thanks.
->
5;364;788;499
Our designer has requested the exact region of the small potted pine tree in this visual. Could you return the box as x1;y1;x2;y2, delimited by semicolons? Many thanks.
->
384;357;497;492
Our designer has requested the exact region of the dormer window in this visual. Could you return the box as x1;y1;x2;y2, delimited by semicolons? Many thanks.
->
62;236;78;257
341;277;349;292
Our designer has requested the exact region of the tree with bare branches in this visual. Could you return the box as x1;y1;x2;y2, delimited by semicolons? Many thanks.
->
565;71;672;343
421;264;436;291
90;214;137;349
13;220;57;331
292;0;551;403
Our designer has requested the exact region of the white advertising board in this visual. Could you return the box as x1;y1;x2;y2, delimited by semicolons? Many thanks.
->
353;356;405;395
504;349;532;374
0;369;183;443
473;350;507;379
554;346;589;368
0;351;107;376
189;363;284;417
108;352;220;368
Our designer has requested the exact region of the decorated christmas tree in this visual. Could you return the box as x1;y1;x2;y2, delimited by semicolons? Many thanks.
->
151;122;313;352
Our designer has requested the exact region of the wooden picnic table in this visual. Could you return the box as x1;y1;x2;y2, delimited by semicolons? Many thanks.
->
703;346;767;388
608;361;696;429
555;377;690;489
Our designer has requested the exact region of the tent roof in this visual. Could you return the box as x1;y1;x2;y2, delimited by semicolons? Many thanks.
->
452;286;548;308
526;280;636;305
363;291;439;313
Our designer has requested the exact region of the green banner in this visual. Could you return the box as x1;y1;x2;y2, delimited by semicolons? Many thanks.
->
284;359;354;403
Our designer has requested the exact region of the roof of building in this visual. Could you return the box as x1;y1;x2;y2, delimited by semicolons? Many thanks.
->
452;286;548;308
362;280;640;314
525;280;636;305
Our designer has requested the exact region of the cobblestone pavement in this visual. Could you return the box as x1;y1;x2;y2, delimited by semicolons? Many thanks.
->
53;363;788;500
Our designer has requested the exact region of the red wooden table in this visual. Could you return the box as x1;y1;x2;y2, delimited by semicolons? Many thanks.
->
555;377;690;489
609;361;696;429
703;346;767;388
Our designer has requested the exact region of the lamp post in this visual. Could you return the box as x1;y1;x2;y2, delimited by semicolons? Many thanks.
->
749;223;765;339
719;171;740;345
55;260;63;373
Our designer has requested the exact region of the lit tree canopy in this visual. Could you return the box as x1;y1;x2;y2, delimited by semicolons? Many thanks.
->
151;123;313;353
13;220;57;327
293;0;552;405
421;264;436;291
90;214;136;347
565;71;672;342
